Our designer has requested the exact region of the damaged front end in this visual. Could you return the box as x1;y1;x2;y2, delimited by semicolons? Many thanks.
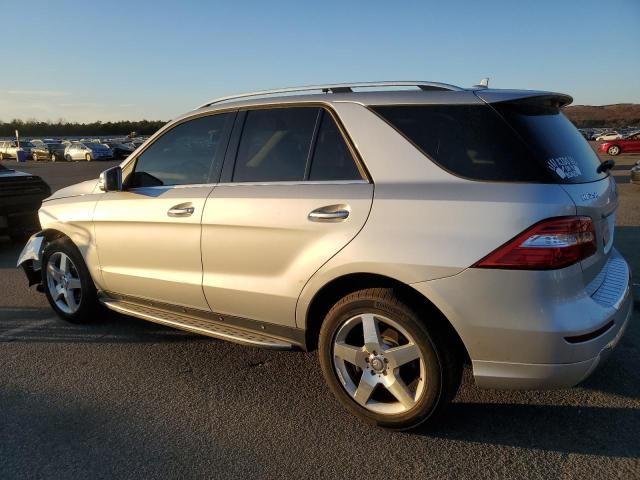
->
16;233;45;288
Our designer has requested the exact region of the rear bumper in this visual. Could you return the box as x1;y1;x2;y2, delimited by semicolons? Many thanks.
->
472;289;632;389
412;247;632;389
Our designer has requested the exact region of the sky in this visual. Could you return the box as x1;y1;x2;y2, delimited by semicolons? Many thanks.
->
0;0;638;123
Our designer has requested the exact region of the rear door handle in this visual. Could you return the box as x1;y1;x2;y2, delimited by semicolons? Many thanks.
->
167;204;195;217
308;204;350;222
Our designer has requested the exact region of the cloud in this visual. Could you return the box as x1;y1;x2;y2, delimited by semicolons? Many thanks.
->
7;90;70;97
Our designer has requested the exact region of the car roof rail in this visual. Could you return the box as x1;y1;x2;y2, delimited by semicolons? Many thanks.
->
195;81;465;109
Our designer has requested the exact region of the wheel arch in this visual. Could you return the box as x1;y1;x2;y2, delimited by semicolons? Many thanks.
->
302;272;470;364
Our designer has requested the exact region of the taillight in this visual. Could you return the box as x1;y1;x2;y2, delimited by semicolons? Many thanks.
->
473;216;596;270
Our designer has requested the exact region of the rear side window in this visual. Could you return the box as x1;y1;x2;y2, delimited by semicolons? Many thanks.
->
233;108;319;182
309;112;362;181
373;104;550;182
131;113;234;187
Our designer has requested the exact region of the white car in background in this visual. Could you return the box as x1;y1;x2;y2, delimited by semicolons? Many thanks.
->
595;131;622;141
64;142;114;161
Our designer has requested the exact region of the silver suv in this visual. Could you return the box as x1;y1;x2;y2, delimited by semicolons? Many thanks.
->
17;81;632;429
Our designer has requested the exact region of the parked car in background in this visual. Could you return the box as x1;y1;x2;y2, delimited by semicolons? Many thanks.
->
31;140;67;162
598;131;640;156
103;142;134;159
64;142;114;161
0;163;50;242
17;81;631;430
0;140;35;160
595;131;622;141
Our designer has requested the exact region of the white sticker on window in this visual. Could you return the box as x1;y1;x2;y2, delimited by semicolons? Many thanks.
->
547;156;582;180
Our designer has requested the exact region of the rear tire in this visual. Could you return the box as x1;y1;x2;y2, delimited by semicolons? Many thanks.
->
319;288;461;430
32;153;38;161
42;237;99;323
607;145;621;156
65;154;72;162
0;153;4;160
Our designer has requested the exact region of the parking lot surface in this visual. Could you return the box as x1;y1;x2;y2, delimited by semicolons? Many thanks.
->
1;155;639;479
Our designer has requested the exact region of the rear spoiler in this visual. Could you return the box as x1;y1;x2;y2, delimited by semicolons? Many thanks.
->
474;89;573;108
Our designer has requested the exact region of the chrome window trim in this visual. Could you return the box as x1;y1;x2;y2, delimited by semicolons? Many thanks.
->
125;179;370;192
217;179;370;187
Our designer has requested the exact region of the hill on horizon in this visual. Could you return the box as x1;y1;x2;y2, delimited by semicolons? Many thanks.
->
564;103;640;128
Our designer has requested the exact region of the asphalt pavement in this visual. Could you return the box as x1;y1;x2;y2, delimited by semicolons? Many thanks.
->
1;156;639;479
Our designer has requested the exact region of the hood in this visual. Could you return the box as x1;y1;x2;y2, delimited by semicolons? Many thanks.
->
0;168;31;177
46;179;100;201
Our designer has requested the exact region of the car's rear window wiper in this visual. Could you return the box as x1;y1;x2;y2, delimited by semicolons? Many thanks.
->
597;159;615;174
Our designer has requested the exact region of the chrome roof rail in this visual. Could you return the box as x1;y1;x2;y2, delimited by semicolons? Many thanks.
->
196;81;464;109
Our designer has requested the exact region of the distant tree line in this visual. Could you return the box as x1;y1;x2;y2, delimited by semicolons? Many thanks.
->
0;119;167;138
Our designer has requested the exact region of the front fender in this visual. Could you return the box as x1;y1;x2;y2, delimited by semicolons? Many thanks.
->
17;232;45;286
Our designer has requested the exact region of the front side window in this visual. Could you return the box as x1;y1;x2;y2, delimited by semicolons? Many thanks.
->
131;113;234;187
232;107;319;182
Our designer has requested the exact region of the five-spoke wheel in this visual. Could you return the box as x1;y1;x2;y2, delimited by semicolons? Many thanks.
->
319;288;461;430
333;313;425;414
42;237;99;322
46;251;83;314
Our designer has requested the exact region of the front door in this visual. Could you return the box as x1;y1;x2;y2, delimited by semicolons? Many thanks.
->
93;111;235;310
201;106;373;326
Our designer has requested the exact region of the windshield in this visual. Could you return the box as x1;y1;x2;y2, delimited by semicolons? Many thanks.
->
493;98;606;184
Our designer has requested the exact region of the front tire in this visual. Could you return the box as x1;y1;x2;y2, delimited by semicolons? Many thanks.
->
42;237;99;323
319;288;461;430
32;153;38;161
65;154;72;162
607;145;621;156
85;153;92;162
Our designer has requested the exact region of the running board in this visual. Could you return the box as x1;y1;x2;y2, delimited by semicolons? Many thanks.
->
100;299;295;350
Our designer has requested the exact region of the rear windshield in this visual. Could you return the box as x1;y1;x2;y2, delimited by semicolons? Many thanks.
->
373;100;605;184
493;98;606;184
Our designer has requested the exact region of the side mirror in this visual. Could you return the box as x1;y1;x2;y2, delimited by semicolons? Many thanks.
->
99;166;123;192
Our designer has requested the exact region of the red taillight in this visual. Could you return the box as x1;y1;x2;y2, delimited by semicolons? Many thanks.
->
473;216;597;270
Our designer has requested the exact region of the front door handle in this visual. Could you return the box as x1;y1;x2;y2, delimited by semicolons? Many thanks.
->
167;203;195;217
308;204;350;222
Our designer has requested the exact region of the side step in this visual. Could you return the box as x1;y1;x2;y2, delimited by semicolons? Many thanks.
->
100;299;294;350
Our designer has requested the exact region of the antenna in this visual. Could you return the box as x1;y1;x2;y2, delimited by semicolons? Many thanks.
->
473;78;490;89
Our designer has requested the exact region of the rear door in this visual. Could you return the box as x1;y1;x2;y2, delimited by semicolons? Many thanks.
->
201;106;373;327
94;112;235;310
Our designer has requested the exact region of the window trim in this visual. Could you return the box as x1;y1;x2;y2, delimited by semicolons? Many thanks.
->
221;103;370;185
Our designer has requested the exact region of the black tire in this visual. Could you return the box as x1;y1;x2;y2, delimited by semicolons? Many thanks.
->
85;153;92;162
319;288;461;430
65;154;72;162
32;153;38;161
607;145;621;156
0;153;4;160
41;237;99;323
51;153;57;162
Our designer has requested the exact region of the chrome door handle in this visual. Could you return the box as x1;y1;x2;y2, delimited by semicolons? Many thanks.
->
167;205;195;217
308;205;350;222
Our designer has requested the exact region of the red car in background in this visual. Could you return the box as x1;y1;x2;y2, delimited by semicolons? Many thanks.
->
599;131;640;156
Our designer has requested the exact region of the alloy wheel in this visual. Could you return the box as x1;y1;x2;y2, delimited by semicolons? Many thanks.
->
332;313;426;415
46;252;82;314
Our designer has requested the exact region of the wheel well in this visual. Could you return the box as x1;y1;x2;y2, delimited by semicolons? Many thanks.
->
304;273;470;364
41;229;67;243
